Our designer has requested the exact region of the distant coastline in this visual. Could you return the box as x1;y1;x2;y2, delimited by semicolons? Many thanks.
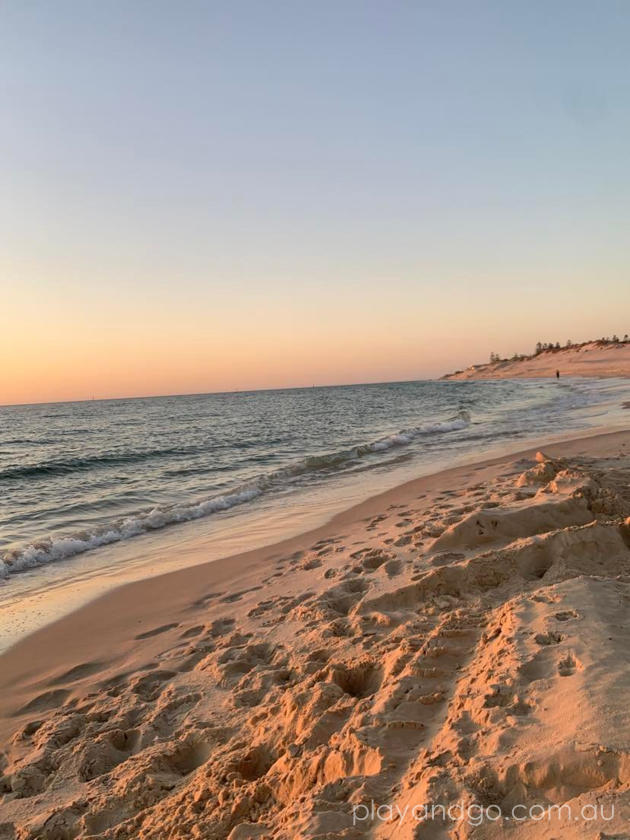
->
442;337;630;380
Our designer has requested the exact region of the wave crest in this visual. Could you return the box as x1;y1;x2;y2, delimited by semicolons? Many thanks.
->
0;446;202;482
0;410;470;578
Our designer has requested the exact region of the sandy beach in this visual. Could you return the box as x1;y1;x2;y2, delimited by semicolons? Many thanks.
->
2;429;630;839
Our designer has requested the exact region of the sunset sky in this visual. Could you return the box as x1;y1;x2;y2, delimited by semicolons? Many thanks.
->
2;1;630;405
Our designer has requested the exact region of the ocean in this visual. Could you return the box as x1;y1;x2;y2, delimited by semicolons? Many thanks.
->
2;377;628;583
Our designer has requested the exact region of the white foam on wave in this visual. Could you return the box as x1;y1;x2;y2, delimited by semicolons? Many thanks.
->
0;486;265;579
361;413;471;454
0;410;471;578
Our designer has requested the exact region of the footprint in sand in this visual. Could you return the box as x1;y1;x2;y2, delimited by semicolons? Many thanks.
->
221;585;263;604
130;670;177;701
13;719;44;741
179;624;204;639
191;591;224;609
206;617;236;639
554;609;580;622
14;689;70;717
135;622;179;640
301;556;323;570
48;661;107;685
530;592;561;604
384;559;403;577
557;652;580;676
535;631;564;645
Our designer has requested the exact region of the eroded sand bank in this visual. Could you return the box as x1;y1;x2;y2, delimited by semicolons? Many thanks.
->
442;341;630;380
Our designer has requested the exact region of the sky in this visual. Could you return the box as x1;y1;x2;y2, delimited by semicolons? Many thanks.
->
2;1;630;404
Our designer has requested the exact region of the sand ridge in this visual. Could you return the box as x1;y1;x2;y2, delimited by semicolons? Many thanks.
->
442;341;630;380
1;434;630;838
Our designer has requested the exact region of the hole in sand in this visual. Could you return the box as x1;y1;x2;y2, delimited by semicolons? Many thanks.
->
169;740;212;775
330;661;382;699
230;744;277;781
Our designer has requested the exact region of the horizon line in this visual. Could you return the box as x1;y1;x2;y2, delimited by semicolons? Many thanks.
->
0;375;454;409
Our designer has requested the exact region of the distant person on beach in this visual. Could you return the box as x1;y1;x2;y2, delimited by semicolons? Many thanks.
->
556;370;560;379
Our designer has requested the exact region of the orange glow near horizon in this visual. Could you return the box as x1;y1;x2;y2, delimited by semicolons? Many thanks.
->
4;255;628;405
3;303;461;404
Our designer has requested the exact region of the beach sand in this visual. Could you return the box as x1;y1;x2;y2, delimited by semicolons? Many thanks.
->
1;430;630;838
442;340;630;380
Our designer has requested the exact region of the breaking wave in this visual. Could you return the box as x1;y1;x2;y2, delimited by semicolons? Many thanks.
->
0;410;470;578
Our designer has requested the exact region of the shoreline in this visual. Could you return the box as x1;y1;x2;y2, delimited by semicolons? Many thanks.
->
2;402;629;655
1;427;627;720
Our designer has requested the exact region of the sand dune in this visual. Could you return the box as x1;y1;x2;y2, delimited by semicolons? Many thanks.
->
442;341;630;380
1;432;630;838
